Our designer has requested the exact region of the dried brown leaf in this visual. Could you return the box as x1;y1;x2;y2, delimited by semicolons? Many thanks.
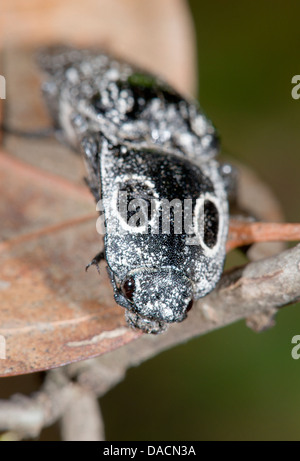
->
0;150;141;376
0;0;196;376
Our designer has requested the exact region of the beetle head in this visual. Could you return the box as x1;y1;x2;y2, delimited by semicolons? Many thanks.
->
117;268;194;334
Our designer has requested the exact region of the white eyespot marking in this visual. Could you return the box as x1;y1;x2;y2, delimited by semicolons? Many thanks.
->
111;175;160;234
194;194;223;256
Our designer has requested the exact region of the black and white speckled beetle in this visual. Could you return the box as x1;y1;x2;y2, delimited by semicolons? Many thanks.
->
37;46;230;334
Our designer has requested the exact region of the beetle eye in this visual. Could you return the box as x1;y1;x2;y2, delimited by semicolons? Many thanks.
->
122;276;135;302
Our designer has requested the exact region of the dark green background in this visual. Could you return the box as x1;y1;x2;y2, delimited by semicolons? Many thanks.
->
101;0;300;441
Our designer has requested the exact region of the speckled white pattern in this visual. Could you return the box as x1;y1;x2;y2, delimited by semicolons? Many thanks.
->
38;46;230;334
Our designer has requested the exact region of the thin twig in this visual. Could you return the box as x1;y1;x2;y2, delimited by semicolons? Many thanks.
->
227;220;300;252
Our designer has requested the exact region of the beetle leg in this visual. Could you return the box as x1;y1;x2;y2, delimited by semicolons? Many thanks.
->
85;251;105;274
